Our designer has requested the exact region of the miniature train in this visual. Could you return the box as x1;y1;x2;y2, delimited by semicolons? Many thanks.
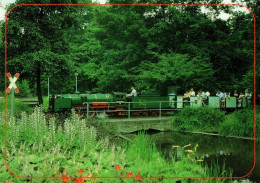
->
48;90;252;117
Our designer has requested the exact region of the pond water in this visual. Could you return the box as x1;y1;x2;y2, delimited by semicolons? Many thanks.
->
124;131;259;182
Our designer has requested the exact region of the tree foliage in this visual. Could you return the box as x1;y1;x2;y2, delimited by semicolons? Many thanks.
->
1;0;257;98
4;0;87;103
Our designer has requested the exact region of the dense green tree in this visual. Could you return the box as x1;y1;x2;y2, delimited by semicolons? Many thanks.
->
5;0;87;103
81;4;149;92
136;53;214;94
88;1;224;93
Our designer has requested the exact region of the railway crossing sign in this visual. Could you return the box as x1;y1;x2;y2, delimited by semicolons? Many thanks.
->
6;73;19;93
6;73;20;117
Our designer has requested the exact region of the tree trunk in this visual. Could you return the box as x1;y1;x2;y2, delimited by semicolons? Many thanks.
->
36;63;43;105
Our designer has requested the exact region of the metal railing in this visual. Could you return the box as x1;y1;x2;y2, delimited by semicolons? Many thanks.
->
84;101;193;119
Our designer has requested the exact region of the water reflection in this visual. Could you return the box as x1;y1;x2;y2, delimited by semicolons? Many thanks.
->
148;131;259;182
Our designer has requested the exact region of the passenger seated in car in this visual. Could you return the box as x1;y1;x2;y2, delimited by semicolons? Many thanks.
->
238;92;244;107
183;91;189;98
201;90;206;105
205;91;210;97
205;91;210;98
197;90;205;106
189;88;195;97
201;90;205;98
233;90;238;97
203;90;210;105
183;90;190;106
126;86;137;97
216;90;225;108
197;91;202;98
244;89;252;105
225;92;230;99
245;89;250;98
216;90;221;97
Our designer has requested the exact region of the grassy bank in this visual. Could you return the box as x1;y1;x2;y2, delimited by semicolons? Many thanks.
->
174;106;260;139
0;108;232;182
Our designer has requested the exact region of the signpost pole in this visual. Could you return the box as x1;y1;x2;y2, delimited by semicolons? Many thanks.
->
11;88;14;117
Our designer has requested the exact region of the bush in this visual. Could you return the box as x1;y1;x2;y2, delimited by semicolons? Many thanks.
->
16;79;32;98
174;106;225;132
174;106;259;139
219;108;259;139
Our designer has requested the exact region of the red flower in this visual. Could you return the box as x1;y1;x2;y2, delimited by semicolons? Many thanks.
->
60;175;70;182
126;171;133;177
74;177;85;183
115;165;121;171
135;173;142;181
77;169;84;175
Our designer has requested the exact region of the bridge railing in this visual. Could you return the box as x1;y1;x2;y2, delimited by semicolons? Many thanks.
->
84;101;194;119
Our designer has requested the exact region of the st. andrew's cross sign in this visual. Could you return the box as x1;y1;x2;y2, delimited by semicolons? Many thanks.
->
6;73;19;117
6;73;19;93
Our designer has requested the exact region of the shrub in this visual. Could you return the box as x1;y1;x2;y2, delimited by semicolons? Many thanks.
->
16;79;32;98
174;106;225;132
219;108;259;139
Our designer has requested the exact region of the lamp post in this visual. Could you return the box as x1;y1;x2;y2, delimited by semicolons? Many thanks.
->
75;73;78;92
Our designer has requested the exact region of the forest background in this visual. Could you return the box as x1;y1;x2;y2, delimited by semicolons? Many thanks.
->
0;0;259;105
